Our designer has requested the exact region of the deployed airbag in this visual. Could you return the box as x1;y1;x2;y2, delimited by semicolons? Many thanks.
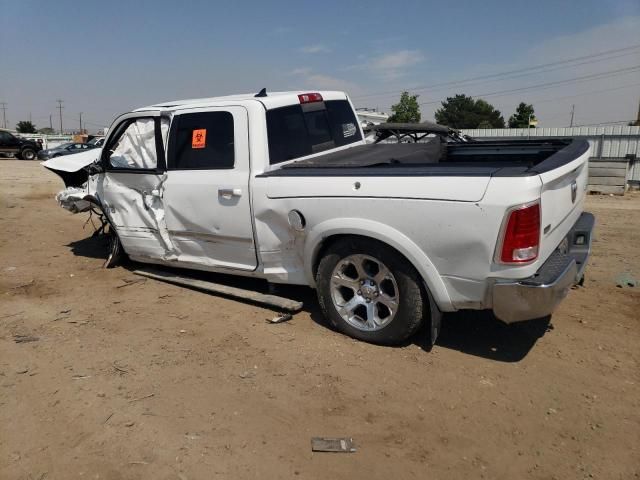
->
109;118;157;169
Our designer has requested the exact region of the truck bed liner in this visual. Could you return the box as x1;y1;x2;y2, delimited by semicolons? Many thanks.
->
260;138;589;178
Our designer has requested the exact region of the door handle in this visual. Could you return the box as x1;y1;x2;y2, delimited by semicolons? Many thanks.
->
218;188;242;199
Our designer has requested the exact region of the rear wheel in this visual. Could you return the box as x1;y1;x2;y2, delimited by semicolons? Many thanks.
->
21;148;36;160
316;237;426;345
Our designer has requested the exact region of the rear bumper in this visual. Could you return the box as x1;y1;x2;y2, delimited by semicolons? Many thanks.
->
492;212;595;324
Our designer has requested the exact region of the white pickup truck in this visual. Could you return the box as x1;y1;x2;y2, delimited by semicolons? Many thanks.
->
43;90;594;345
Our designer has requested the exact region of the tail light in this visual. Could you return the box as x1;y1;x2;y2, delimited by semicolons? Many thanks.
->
498;202;540;264
298;93;323;104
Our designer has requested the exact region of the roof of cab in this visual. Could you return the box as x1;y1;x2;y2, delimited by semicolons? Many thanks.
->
134;90;348;112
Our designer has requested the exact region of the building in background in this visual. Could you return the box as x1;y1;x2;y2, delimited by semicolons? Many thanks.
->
356;108;389;129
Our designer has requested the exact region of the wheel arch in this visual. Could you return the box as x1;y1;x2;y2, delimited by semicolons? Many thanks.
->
304;219;453;311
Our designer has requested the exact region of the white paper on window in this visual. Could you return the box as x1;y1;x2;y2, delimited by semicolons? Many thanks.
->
110;118;157;169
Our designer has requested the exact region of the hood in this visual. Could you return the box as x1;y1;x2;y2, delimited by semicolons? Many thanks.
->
41;148;101;187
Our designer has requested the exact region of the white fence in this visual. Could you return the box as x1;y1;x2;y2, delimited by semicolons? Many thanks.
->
15;133;74;149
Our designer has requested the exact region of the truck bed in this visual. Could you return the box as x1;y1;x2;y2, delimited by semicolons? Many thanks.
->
262;138;589;178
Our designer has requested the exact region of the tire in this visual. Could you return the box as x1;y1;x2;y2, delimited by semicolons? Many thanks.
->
104;224;126;268
21;148;36;160
316;237;427;345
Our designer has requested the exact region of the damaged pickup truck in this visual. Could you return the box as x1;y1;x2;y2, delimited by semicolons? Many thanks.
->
43;90;594;345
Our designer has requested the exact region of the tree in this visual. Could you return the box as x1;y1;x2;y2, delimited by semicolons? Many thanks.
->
16;121;37;133
434;94;505;129
508;102;537;128
388;91;421;123
38;127;55;134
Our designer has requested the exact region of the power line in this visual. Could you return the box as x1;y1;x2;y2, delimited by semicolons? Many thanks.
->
353;43;640;101
519;82;640;106
59;114;107;129
82;119;108;128
360;50;640;103
417;64;640;106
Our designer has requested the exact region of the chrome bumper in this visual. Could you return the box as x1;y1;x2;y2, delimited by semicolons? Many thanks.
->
492;212;595;324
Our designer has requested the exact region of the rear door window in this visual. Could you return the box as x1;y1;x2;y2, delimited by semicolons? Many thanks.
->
266;99;362;165
167;111;235;170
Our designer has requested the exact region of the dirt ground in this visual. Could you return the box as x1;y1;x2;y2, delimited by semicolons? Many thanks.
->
1;160;638;480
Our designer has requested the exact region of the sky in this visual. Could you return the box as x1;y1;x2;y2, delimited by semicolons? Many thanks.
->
1;0;639;133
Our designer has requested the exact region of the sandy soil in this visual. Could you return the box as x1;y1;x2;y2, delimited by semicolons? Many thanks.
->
1;160;638;480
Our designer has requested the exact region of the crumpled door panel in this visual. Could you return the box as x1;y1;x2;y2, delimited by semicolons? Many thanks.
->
97;172;177;260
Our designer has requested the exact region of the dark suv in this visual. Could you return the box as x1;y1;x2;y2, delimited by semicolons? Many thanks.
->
0;130;42;160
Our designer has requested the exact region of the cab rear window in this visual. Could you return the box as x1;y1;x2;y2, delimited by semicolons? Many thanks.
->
266;100;362;165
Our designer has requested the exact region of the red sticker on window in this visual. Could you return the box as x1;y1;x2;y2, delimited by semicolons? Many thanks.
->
192;129;206;149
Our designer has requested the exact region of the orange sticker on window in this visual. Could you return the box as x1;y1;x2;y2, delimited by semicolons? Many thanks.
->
192;129;206;149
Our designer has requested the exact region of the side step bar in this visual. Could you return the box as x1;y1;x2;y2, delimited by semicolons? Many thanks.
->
133;268;304;312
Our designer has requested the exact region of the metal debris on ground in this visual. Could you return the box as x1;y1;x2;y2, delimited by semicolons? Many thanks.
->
133;268;304;312
10;280;34;290
311;437;357;453
615;272;637;288
238;369;256;379
267;313;293;324
129;393;155;403
13;334;40;343
112;362;129;375
116;278;147;289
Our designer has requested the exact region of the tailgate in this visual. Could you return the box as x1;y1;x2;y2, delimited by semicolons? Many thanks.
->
538;142;590;261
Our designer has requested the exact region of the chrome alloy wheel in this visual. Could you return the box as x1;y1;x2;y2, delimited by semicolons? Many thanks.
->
329;254;399;331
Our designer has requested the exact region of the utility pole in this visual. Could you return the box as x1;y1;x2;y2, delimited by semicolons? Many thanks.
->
56;99;64;134
0;102;7;129
49;114;53;130
570;104;575;128
79;112;83;134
